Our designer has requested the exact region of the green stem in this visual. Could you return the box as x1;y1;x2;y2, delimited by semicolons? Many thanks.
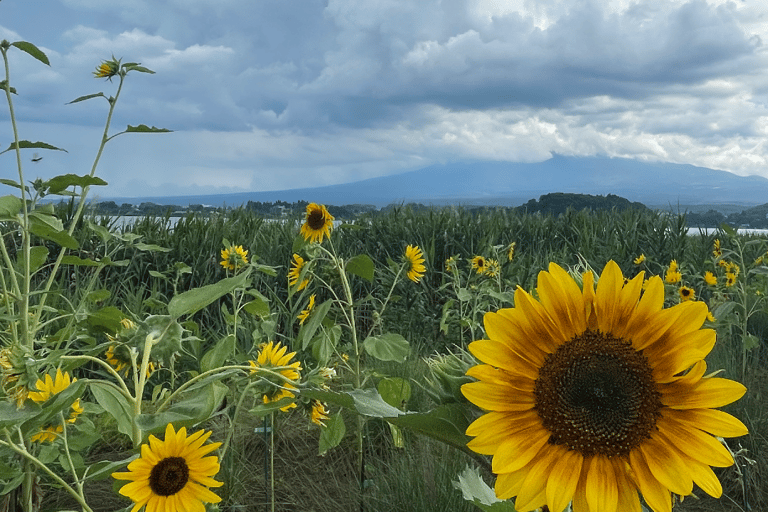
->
0;431;94;512
270;412;276;512
218;380;258;462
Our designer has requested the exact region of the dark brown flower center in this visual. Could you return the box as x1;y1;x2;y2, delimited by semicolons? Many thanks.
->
149;456;189;496
534;330;661;458
307;209;326;230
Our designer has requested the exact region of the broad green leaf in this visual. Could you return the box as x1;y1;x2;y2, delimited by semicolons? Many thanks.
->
125;124;172;133
0;401;41;428
25;246;49;273
86;306;125;333
0;140;66;155
0;178;24;191
67;92;106;104
348;388;405;418
133;242;171;252
301;388;354;410
0;195;22;217
242;297;270;318
319;412;346;455
386;403;472;453
83;456;138;482
0;474;24;496
136;382;227;434
168;268;251;318
298;299;333;351
363;333;410;363
377;377;411;409
87;220;113;243
45;174;108;194
86;289;111;303
452;465;516;510
61;256;102;267
28;211;78;249
456;287;472;301
743;334;760;351
124;65;155;74
200;334;236;372
346;254;374;282
311;324;341;366
11;41;50;65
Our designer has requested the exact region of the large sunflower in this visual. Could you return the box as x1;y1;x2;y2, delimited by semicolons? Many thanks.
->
462;261;748;512
300;203;334;243
404;244;426;283
112;423;223;512
249;341;302;412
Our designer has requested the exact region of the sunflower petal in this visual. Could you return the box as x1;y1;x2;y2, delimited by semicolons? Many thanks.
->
669;408;748;438
546;447;583;512
585;456;618;512
662;377;747;409
628;449;672;512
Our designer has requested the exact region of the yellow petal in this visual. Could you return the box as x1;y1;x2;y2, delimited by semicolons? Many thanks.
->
668;408;749;438
656;416;734;467
538;264;586;339
468;338;540;380
585;456;618;512
638;436;693;496
514;446;560;511
613;458;642;512
546;447;583;512
494;467;528;500
581;270;598;331
687;458;723;498
461;381;535;411
628;449;672;512
512;287;564;350
466;411;541;455
595;260;623;334
649;329;716;383
661;377;747;409
466;364;535;392
491;426;549;474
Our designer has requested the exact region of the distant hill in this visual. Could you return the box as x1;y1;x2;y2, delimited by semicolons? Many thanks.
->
96;155;768;209
515;193;649;216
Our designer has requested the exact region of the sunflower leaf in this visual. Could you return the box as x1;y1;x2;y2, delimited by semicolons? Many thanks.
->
168;268;251;318
452;465;516;510
318;412;346;455
10;41;50;65
363;333;410;363
345;254;374;282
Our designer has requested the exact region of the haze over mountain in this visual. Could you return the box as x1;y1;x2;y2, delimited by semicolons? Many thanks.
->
95;156;768;209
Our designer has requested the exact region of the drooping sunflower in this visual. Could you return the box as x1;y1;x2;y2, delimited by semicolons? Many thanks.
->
249;341;302;412
462;261;748;512
220;245;249;271
297;294;316;325
713;239;722;258
704;271;718;286
634;254;646;265
300;203;334;243
112;423;223;512
471;256;487;275
28;369;83;443
404;244;426;283
288;253;310;290
507;242;517;262
310;400;330;426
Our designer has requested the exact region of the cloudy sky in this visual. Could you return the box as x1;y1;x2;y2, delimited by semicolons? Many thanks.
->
1;0;768;198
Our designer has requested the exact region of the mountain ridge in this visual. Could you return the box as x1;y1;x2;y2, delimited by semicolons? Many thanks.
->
94;156;768;209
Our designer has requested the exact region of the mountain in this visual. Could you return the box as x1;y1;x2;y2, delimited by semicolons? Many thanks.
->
96;155;768;209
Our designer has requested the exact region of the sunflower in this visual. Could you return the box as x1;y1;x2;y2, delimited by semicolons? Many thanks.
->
220;245;249;271
310;400;330;426
634;254;645;265
484;259;501;279
404;244;426;283
105;344;131;377
445;255;459;274
28;369;83;443
725;272;737;287
112;423;222;512
471;256;487;275
679;286;695;302
712;239;722;258
704;271;717;286
249;341;302;412
288;253;310;290
93;57;120;79
462;261;747;512
665;259;682;284
297;294;316;325
300;203;334;243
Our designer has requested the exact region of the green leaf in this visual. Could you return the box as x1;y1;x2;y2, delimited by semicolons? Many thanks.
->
86;289;111;303
67;92;106;104
346;254;374;282
11;41;50;65
60;256;102;267
743;333;761;351
243;298;270;318
312;325;341;366
124;65;155;74
0;195;22;217
87;220;113;243
452;465;515;510
168;268;251;318
44;174;107;194
348;388;405;418
200;334;236;372
0;178;24;191
136;382;227;434
83;456;138;482
318;412;346;455
125;124;172;133
25;246;49;273
86;306;125;333
133;242;171;252
28;211;79;249
377;377;411;409
363;333;410;363
298;299;333;351
386;403;472;453
0;140;66;155
0;401;41;429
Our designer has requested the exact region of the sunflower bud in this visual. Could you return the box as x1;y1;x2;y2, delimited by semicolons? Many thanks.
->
93;57;120;79
422;349;474;404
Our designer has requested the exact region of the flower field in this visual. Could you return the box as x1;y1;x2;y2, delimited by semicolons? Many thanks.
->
2;39;767;512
